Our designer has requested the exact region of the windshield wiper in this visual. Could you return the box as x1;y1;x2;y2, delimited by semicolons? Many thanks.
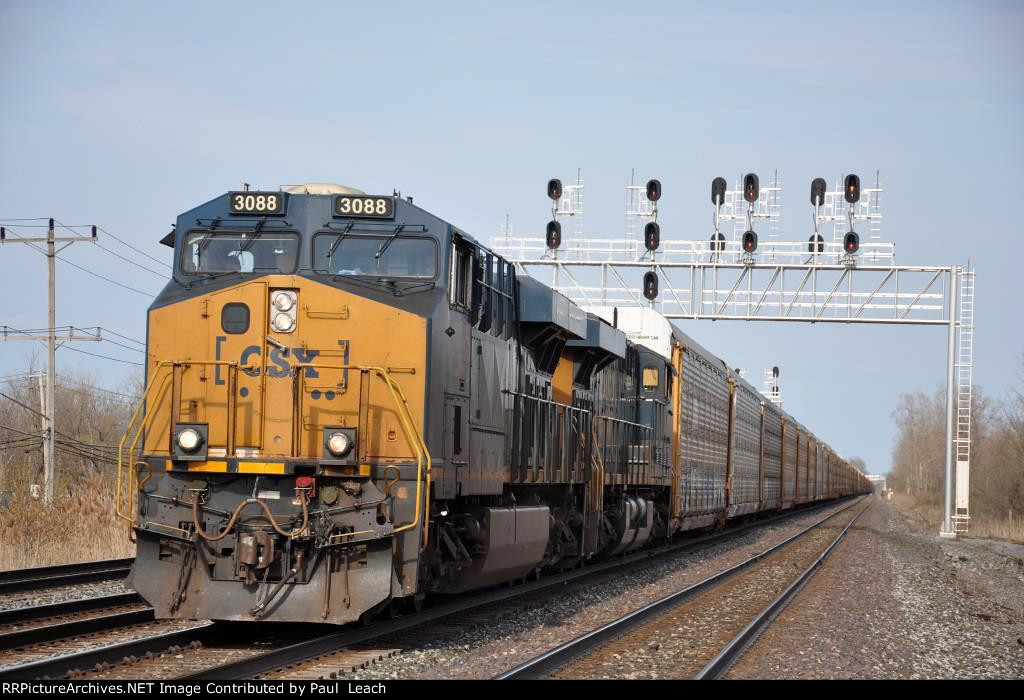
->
238;218;268;253
375;224;406;260
325;222;355;264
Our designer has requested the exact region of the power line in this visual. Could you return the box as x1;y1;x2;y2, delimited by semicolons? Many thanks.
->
0;439;42;452
60;345;144;366
1;220;142;504
55;220;167;277
0;423;43;439
2;228;157;297
0;389;45;418
7;325;146;353
97;327;145;346
57;379;140;401
0;435;41;446
0;372;35;381
54;441;117;465
50;220;173;271
96;225;173;270
99;336;145;354
57;255;157;297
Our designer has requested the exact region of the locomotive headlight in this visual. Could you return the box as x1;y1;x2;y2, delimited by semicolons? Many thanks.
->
269;290;297;333
326;431;353;457
272;312;295;332
272;291;294;312
177;427;203;453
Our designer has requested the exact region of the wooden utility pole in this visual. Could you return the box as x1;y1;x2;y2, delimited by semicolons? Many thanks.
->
1;219;100;503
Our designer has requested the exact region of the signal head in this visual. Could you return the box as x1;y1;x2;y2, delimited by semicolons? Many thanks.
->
711;177;727;206
743;173;759;204
709;232;726;252
810;178;827;207
643;270;658;300
645;179;662;203
547;178;563;201
545;220;562;250
742;230;758;253
844;174;861;204
808;233;824;253
644;221;660;251
843;231;860;254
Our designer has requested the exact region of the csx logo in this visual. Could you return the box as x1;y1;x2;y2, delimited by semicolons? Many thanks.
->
240;345;321;378
214;337;350;383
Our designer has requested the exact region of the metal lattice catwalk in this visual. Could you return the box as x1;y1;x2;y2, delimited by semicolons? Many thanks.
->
491;208;973;537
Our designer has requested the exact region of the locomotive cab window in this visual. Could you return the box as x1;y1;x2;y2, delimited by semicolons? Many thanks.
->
642;366;660;391
180;230;299;275
450;239;473;310
312;233;436;279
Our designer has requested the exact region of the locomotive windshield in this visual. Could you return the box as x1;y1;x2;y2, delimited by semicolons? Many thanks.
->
312;233;436;279
180;230;300;275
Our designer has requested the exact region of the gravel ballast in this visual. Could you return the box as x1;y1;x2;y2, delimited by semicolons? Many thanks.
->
727;497;1024;679
330;500;863;680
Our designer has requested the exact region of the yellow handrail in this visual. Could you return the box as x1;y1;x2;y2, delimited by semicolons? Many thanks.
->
116;361;432;550
295;364;431;551
118;361;255;523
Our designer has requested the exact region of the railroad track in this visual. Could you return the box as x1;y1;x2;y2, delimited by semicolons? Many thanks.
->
0;622;212;680
0;592;151;649
174;498;860;681
494;496;871;680
0;498;858;680
0;558;133;594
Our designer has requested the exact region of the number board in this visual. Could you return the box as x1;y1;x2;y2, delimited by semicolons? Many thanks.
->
333;195;394;219
228;192;286;215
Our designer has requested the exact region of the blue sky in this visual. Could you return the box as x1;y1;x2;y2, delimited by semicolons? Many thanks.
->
1;1;1022;473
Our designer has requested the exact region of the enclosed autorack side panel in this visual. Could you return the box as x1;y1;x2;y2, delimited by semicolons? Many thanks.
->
728;376;763;517
761;402;782;510
677;343;729;521
781;415;798;509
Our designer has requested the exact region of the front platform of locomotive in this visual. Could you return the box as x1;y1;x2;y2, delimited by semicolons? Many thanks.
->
117;184;442;624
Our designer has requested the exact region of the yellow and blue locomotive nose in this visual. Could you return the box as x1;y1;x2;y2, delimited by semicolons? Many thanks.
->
127;275;430;623
142;274;427;470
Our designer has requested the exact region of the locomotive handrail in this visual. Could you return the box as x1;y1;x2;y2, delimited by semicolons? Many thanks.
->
293;363;432;551
116;360;256;525
117;360;432;552
594;414;656;431
116;366;170;524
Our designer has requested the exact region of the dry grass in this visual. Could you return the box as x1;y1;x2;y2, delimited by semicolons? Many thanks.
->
964;515;1024;543
890;492;1024;543
0;476;135;571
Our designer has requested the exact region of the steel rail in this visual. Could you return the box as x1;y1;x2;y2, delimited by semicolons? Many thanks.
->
694;498;872;680
0;558;133;594
0;623;212;680
0;608;153;650
493;495;866;680
0;592;142;626
177;498;856;680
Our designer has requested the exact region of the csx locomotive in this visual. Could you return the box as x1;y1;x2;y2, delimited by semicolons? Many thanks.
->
117;183;869;624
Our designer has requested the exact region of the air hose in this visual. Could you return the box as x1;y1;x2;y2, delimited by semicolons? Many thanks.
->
191;490;310;542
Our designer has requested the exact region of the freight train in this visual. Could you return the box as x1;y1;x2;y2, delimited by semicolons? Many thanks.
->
116;183;869;624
